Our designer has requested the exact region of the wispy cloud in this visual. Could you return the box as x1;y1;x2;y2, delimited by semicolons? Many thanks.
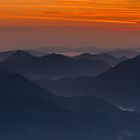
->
0;0;140;27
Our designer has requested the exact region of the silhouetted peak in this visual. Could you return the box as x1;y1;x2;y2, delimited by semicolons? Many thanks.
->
120;54;140;65
48;53;68;58
79;53;92;57
3;50;33;62
14;50;33;57
132;55;140;61
41;53;71;61
0;69;53;99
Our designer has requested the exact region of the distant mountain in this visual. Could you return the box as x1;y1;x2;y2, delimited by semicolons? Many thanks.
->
34;77;90;96
0;69;134;140
3;50;34;62
58;55;140;112
0;69;120;117
37;55;140;112
84;55;140;112
0;50;16;61
107;49;139;58
0;70;114;139
0;95;117;140
53;95;122;117
0;53;111;79
74;53;127;66
0;70;52;99
1;70;140;139
0;68;121;117
28;49;49;56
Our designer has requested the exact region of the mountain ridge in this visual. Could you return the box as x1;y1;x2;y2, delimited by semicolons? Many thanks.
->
0;53;111;79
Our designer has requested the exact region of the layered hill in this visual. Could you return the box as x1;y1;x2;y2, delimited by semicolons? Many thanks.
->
0;70;140;139
37;55;140;112
3;50;34;62
74;53;127;66
0;53;111;79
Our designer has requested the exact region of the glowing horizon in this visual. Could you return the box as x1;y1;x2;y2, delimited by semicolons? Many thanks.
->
0;0;140;50
0;0;140;28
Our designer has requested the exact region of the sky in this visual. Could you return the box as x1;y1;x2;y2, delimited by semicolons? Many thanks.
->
0;0;140;50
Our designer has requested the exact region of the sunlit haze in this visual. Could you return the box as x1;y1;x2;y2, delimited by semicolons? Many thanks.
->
0;0;140;50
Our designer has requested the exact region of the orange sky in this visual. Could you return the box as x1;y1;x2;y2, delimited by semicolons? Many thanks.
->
0;0;140;28
0;0;140;50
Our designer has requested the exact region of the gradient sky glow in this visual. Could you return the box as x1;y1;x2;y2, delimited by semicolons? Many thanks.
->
0;0;140;25
0;0;140;50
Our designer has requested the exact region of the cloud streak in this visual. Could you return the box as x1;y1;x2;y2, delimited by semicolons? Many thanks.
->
0;0;140;27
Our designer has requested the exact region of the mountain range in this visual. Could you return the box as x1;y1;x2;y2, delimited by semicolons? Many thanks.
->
86;55;140;111
0;51;111;79
36;55;140;112
107;49;139;58
1;70;140;139
74;53;127;66
1;48;140;139
3;50;34;62
0;70;114;140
